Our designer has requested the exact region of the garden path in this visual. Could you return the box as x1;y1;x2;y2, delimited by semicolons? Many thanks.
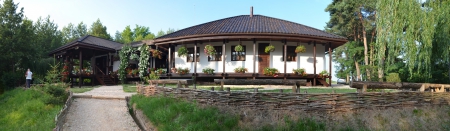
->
62;85;139;131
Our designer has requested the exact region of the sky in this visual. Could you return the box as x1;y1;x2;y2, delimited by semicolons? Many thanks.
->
14;0;341;81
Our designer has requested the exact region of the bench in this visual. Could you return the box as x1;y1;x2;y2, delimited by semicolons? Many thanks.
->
148;79;193;88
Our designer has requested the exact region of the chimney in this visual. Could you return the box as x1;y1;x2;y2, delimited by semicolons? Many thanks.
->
250;6;253;17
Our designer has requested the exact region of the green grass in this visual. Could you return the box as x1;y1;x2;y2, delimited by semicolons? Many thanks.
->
0;85;68;131
260;88;357;93
122;84;136;93
68;85;100;93
131;95;240;131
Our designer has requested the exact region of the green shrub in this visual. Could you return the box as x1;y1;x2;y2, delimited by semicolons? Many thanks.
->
386;73;401;82
43;84;68;105
1;71;23;90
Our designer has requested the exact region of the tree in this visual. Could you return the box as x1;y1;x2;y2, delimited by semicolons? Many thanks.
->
376;0;450;83
120;25;134;44
133;25;154;41
325;0;377;81
61;22;87;43
33;16;63;58
88;18;111;40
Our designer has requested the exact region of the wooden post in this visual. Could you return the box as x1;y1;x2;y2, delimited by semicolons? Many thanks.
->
279;89;283;93
226;87;230;92
283;40;287;80
313;42;316;86
253;38;256;80
329;43;332;87
194;42;197;89
168;44;172;79
254;88;258;92
292;86;297;93
79;50;82;88
211;87;214;91
222;39;227;80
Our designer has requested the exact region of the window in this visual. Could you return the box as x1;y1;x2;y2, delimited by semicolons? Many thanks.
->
282;46;297;61
187;47;200;62
231;45;246;61
208;46;222;61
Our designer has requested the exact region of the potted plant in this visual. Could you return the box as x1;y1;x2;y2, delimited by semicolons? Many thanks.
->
177;47;188;57
234;67;248;73
204;44;216;56
263;67;279;77
202;67;215;75
155;68;166;74
151;49;162;59
234;44;244;52
171;67;177;73
177;67;190;75
293;68;307;76
295;45;306;53
132;69;139;77
265;45;275;53
319;70;329;78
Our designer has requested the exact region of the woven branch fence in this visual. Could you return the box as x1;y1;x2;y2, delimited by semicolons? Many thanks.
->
136;84;450;113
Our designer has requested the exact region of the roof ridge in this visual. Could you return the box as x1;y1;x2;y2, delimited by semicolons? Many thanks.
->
78;35;90;41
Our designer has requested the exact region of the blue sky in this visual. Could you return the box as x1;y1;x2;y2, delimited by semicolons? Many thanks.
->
15;0;340;80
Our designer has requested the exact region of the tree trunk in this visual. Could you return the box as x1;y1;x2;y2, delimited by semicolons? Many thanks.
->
358;9;371;81
378;45;386;82
354;57;361;81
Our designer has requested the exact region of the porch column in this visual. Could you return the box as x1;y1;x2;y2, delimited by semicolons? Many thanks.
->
253;39;256;79
329;43;332;87
222;40;226;79
168;44;172;79
313;42;316;86
194;42;197;89
79;50;82;88
283;40;287;80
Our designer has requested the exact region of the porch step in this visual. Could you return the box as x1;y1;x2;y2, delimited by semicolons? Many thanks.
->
96;75;116;86
317;78;330;87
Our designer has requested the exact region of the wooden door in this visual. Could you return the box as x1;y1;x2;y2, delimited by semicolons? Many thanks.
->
258;43;270;73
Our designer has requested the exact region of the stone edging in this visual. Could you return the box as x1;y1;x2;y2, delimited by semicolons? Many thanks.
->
53;91;73;131
126;96;157;131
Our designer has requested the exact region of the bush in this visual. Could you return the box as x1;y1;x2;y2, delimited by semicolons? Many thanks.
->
43;84;68;105
386;73;401;82
1;71;24;90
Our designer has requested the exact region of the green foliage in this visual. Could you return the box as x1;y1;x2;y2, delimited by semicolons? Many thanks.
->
45;63;61;84
155;68;166;74
151;49;162;59
118;45;137;83
130;95;239;131
149;71;160;80
177;67;190;75
0;84;68;130
386;73;401;82
263;67;279;76
204;44;216;56
61;22;87;43
202;67;215;74
177;46;188;57
295;45;306;53
122;84;136;93
234;44;244;52
265;45;275;53
234;67;248;73
88;19;111;40
138;44;150;78
1;72;23;90
293;68;306;76
319;70;329;76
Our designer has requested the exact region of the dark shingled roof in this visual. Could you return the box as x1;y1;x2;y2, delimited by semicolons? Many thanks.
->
49;35;123;55
155;15;346;40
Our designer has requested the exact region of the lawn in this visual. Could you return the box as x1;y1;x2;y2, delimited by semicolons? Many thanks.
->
260;88;357;93
0;84;68;130
122;84;136;93
68;85;100;93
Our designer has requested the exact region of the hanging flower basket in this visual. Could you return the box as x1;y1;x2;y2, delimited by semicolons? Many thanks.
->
234;44;244;52
265;45;275;53
204;44;216;56
295;45;306;53
151;49;162;59
178;47;188;57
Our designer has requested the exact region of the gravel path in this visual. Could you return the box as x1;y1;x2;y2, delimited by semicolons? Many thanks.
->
63;86;139;131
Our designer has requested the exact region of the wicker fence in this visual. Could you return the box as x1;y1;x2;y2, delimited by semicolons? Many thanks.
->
136;84;450;112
